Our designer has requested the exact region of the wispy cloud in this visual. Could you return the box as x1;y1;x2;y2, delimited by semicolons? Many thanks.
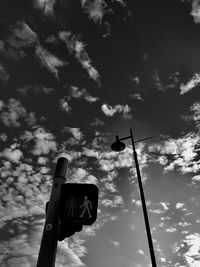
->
153;70;179;91
69;86;99;103
109;240;120;247
8;22;37;48
0;98;36;127
59;31;100;84
0;64;9;85
182;102;200;131
90;117;105;127
189;0;200;23
59;99;71;113
32;127;57;156
18;85;54;96
101;103;132;119
180;73;200;95
81;0;107;24
101;195;124;208
4;21;37;60
62;127;84;145
129;93;143;102
148;133;200;174
33;0;56;17
35;45;65;78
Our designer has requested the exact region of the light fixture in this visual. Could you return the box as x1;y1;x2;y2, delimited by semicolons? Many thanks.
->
111;135;126;152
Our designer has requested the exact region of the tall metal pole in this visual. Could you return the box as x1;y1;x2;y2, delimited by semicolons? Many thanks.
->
129;129;157;267
36;157;68;267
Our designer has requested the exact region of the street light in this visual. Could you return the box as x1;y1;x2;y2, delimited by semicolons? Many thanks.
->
111;129;157;267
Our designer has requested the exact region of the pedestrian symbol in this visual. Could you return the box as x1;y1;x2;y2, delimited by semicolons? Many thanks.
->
66;196;77;217
60;183;98;226
80;196;92;218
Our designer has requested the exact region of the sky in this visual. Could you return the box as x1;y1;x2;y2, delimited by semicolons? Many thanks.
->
0;0;200;266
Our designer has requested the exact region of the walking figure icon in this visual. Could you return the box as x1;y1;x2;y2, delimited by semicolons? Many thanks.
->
80;196;92;218
66;196;77;217
60;183;98;226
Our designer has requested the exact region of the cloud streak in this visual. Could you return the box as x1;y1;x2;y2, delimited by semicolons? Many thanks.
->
180;73;200;95
59;31;100;84
101;103;132;119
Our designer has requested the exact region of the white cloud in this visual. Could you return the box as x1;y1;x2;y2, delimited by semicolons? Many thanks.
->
0;224;86;267
59;32;100;84
166;227;177;233
0;160;50;229
56;241;86;267
35;45;65;78
0;64;9;84
81;0;107;24
90;117;105;127
182;102;200;131
138;249;145;255
131;76;140;84
190;102;200;121
32;127;57;156
0;147;23;163
69;167;98;184
189;0;200;23
0;100;4;110
4;22;37;60
63;127;83;142
70;86;99;103
18;85;54;95
74;40;100;84
183;233;200;266
37;156;49;165
8;22;37;49
129;93;143;101
153;70;163;91
149;133;200;174
83;147;99;158
0;133;7;142
180;73;200;94
101;103;132;119
33;0;55;17
100;195;123;208
0;98;26;127
160;202;169;211
153;70;179;91
60;99;71;113
0;99;37;128
176;203;185;209
109;240;120;247
192;175;200;182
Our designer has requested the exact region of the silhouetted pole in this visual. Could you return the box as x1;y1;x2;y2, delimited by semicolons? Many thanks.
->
129;129;157;267
111;129;157;267
36;157;68;267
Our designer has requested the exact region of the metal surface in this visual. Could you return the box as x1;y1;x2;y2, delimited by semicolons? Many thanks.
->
129;129;157;267
111;130;157;267
36;157;68;267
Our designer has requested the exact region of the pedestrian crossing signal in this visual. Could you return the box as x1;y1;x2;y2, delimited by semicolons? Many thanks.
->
59;183;98;226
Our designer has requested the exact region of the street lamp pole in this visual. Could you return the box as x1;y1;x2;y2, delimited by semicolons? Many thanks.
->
111;129;157;267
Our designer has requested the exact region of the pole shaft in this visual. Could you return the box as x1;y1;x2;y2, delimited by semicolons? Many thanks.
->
36;157;68;267
130;129;157;267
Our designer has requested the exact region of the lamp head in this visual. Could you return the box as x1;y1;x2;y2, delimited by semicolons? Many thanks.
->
111;135;126;152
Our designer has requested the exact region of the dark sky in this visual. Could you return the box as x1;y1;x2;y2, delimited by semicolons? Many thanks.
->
0;1;200;267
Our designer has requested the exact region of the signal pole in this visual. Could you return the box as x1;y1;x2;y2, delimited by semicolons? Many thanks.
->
36;157;68;267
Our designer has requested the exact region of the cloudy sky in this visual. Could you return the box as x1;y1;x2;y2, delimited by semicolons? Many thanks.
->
1;0;200;266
